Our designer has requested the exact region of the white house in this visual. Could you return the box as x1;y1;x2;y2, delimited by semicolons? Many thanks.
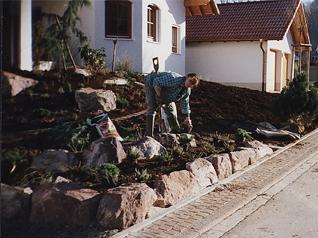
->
3;0;219;75
186;0;311;92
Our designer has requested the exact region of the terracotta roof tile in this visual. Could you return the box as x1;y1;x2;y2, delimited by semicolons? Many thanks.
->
186;0;300;42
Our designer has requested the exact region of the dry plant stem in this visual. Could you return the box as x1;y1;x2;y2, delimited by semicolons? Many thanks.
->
55;15;76;70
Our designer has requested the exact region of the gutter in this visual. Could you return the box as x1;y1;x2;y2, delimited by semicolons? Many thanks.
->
260;39;266;92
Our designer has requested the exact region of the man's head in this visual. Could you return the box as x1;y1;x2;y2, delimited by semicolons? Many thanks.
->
185;73;200;88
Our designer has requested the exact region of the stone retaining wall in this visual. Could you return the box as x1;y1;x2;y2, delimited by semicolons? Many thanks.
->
1;140;273;231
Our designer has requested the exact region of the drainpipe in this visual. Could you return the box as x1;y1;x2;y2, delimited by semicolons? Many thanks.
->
260;39;266;92
291;46;295;79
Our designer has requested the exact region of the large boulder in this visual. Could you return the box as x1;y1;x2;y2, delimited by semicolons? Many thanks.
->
75;87;116;112
205;153;233;180
83;137;127;167
31;149;78;173
186;158;218;189
154;170;200;207
230;148;257;173
30;183;101;225
97;183;157;229
1;183;32;223
130;136;166;160
2;71;38;96
243;140;273;159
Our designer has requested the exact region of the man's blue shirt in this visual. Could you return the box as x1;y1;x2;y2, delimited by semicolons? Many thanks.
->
146;71;191;115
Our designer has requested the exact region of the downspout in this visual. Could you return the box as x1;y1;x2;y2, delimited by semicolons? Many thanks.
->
260;39;266;92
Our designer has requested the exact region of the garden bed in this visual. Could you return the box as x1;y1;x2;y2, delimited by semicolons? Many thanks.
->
3;69;315;238
2;70;287;188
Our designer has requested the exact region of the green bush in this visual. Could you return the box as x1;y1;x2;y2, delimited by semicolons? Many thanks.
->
128;148;141;161
160;151;174;164
273;73;318;121
46;121;93;152
116;98;130;109
67;123;91;153
235;128;253;143
96;163;120;185
80;44;106;73
135;168;151;182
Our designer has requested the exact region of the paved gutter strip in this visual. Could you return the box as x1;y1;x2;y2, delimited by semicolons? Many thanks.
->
108;129;318;238
201;152;318;238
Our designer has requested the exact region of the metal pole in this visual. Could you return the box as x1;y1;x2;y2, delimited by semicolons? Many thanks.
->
291;46;295;79
307;49;311;87
112;38;118;72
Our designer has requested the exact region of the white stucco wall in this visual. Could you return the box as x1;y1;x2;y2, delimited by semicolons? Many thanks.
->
20;0;33;70
141;0;185;74
33;0;185;73
186;41;263;90
95;0;186;74
266;30;294;92
267;49;276;91
94;0;143;72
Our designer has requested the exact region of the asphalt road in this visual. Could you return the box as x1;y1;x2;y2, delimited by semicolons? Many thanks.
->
222;161;318;238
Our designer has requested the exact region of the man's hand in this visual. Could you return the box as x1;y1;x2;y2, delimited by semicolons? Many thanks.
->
183;116;193;133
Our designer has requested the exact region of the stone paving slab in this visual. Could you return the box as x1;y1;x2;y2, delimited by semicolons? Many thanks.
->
106;129;318;238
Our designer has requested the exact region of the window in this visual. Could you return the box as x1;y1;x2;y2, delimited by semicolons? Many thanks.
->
147;5;159;41
172;26;180;53
105;1;132;38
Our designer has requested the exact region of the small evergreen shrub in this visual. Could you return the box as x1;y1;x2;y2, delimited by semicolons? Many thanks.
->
273;73;318;122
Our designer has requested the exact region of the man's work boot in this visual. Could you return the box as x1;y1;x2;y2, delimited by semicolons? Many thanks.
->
146;114;155;137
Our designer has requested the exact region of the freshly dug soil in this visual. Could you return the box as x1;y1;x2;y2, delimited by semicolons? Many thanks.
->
1;71;284;187
191;81;281;132
2;70;310;238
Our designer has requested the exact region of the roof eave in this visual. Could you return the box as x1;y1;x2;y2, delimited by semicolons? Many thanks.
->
284;1;311;45
186;38;283;43
185;0;220;16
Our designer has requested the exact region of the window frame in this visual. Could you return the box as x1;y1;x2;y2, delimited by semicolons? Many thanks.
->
147;5;159;42
105;0;132;39
172;25;180;54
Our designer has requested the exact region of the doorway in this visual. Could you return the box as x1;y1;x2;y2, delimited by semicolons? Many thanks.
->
3;0;20;70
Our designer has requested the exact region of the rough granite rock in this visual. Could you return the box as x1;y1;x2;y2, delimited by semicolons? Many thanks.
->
2;71;38;96
130;136;166;160
243;140;273;159
75;87;116;112
230;148;257;173
83;137;127;167
157;133;180;147
154;170;200;207
97;183;157;229
30;183;101;225
31;149;78;173
205;153;233;179
1;183;32;222
186;158;218;189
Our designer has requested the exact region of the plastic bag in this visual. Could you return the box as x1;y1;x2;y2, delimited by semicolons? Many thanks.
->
87;112;123;141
